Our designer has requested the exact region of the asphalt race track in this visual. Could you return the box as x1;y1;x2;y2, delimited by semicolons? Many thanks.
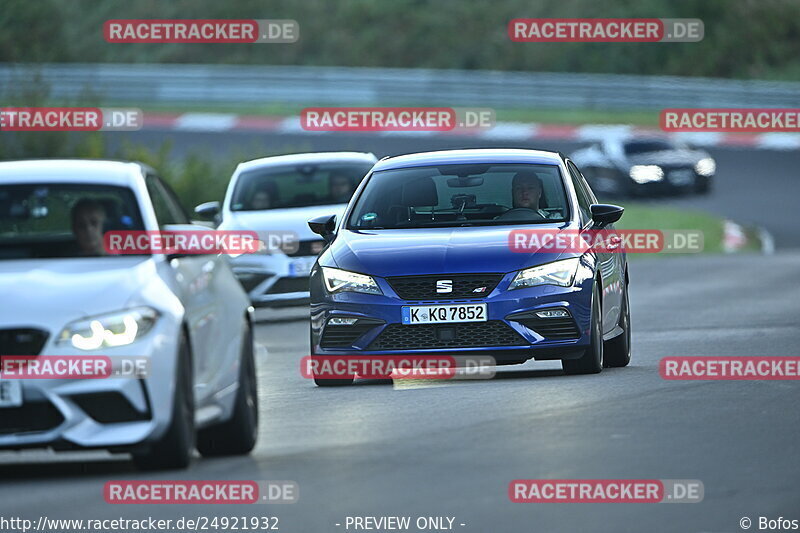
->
1;132;798;532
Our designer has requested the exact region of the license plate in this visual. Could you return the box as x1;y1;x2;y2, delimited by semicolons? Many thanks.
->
288;256;316;278
402;304;487;325
668;169;694;185
0;380;23;408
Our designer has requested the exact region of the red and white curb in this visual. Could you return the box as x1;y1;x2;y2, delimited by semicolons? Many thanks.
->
722;220;775;255
142;113;800;150
723;220;748;253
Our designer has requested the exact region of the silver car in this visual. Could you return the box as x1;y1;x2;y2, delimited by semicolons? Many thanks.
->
0;160;258;469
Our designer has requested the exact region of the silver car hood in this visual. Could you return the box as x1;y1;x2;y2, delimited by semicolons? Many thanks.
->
0;257;156;330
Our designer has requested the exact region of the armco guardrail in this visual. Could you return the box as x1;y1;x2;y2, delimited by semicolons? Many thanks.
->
2;63;800;110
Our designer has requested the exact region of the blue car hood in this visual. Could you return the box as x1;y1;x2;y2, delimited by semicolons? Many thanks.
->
330;224;572;277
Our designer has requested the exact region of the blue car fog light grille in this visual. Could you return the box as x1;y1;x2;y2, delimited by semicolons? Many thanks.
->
508;308;580;340
320;318;384;348
369;320;526;350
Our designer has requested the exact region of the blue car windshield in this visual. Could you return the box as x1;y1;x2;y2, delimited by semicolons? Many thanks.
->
347;163;569;229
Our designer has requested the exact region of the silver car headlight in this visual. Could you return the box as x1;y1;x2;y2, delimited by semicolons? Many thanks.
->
629;165;664;184
695;158;716;176
508;258;580;290
321;267;382;295
57;307;159;350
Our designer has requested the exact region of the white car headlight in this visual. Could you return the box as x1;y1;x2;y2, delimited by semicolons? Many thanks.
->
629;165;664;184
695;158;716;177
509;258;580;290
57;307;159;350
322;267;382;295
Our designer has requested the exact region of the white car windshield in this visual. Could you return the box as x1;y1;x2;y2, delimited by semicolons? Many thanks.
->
230;161;374;211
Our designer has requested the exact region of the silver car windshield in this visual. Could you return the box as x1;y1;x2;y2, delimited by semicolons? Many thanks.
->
0;183;145;259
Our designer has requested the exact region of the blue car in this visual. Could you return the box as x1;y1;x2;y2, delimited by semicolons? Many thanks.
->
307;149;630;386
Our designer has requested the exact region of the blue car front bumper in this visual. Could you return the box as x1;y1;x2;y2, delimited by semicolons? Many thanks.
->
310;269;595;364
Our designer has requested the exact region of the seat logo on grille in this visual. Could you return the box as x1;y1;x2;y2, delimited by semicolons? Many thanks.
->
436;280;453;293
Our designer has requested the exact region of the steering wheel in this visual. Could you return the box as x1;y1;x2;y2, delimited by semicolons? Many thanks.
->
493;207;545;221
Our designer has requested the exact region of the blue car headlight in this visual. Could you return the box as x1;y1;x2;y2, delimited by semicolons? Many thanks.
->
322;267;382;295
57;307;159;350
508;258;580;290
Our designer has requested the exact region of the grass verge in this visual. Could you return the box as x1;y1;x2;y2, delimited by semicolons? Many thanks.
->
616;203;761;257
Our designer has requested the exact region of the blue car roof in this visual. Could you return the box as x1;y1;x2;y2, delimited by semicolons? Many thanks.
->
372;149;564;172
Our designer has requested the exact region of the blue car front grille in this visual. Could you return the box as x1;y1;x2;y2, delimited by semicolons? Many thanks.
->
385;273;503;300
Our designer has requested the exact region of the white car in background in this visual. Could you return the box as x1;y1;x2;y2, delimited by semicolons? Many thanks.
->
196;152;377;310
0;160;257;470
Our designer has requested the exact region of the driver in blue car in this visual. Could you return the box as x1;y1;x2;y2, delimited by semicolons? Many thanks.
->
511;171;549;218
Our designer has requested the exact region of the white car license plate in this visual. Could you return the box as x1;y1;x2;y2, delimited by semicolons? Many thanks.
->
288;256;316;278
402;304;487;325
0;380;23;408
